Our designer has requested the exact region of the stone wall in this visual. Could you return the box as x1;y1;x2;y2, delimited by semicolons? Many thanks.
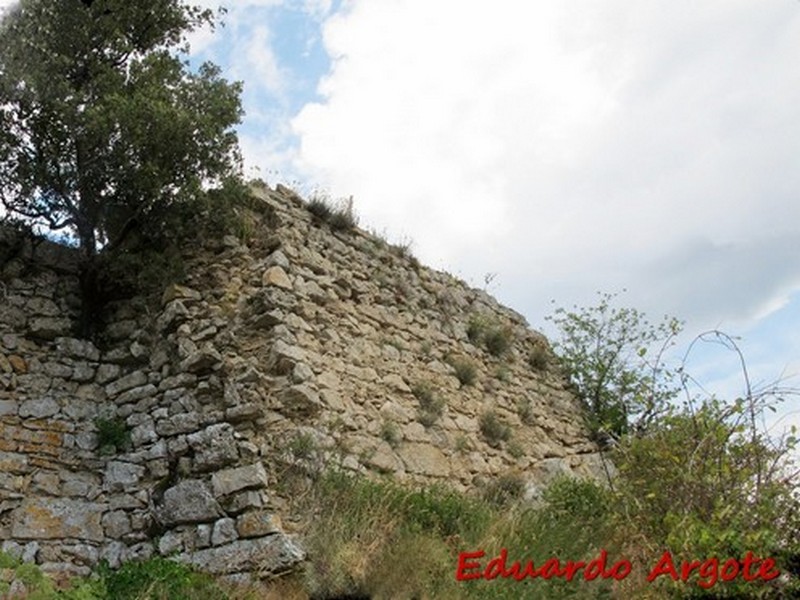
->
0;184;604;580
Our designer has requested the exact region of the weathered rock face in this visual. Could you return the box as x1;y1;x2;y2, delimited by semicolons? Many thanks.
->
0;184;603;579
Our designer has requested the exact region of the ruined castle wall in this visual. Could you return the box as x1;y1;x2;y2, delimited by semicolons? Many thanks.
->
0;185;604;579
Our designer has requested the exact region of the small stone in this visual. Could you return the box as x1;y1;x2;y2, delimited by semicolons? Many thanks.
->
162;284;202;305
56;337;100;361
277;384;322;418
102;511;132;539
158;530;185;555
262;266;293;289
105;371;148;397
28;317;71;340
292;362;314;383
211;518;238;546
187;423;238;471
8;355;27;374
223;490;264;515
236;511;281;538
19;397;59;418
105;462;145;493
95;364;121;385
180;346;222;374
211;462;269;498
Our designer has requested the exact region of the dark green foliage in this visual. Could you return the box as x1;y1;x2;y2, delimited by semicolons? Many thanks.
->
307;197;333;221
0;0;243;256
466;315;486;343
0;0;243;336
306;195;358;232
542;476;609;521
515;397;535;425
94;416;130;455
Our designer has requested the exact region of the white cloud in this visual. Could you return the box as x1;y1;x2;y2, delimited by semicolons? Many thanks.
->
0;0;17;16
291;0;800;332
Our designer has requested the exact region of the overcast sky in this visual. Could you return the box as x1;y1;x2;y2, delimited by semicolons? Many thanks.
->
2;0;798;439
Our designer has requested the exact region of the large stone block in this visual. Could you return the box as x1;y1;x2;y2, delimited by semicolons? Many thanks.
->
11;499;104;542
211;462;268;498
176;534;305;576
156;480;223;526
398;443;450;477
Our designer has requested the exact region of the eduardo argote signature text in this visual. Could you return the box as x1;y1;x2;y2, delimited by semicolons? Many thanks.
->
456;548;780;589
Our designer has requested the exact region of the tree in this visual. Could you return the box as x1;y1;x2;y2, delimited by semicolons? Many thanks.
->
547;291;682;439
0;0;242;331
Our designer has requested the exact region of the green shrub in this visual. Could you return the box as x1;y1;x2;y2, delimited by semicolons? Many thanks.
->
527;342;549;371
411;381;445;427
481;472;526;506
483;325;513;357
447;356;477;387
420;340;433;357
95;417;130;455
507;439;525;459
493;365;510;382
466;315;488;344
542;476;609;521
102;557;229;600
467;314;513;357
547;291;682;437
328;206;358;232
380;420;401;448
306;196;333;221
479;409;511;448
515;397;535;425
307;195;359;232
288;431;318;461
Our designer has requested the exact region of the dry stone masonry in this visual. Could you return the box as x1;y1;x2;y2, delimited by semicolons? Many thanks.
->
0;184;605;580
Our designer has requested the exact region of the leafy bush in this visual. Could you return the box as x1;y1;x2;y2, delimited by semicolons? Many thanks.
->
288;431;318;461
466;315;488;343
542;476;609;521
547;291;682;438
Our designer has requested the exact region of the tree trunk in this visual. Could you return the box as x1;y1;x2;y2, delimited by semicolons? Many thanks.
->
77;221;99;339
